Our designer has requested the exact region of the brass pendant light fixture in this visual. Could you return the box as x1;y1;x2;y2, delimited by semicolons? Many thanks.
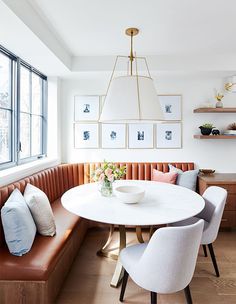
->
99;27;163;122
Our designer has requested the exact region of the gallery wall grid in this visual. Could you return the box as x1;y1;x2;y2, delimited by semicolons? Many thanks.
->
74;95;182;149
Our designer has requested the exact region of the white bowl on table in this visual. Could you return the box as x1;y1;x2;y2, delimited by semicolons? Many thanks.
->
114;185;145;204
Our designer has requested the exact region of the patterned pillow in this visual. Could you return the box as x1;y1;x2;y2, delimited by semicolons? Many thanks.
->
1;188;36;256
24;184;56;236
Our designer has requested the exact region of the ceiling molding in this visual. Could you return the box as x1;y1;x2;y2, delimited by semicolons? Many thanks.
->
2;0;72;69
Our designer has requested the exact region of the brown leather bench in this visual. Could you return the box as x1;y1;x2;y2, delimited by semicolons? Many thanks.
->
0;162;194;304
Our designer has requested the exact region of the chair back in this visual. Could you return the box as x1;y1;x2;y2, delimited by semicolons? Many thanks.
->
132;220;204;293
198;186;227;244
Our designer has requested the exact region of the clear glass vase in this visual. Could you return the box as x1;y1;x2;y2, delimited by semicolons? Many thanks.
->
100;180;113;197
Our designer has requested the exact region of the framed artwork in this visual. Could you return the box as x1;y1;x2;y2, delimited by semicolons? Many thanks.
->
74;123;99;148
74;95;100;121
101;124;126;149
158;95;182;120
128;124;153;149
156;122;182;148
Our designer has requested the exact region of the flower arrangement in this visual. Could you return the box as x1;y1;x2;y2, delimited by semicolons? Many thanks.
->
93;161;126;197
93;161;126;183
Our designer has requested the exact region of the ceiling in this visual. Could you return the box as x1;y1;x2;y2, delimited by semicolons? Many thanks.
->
28;0;236;56
1;0;236;76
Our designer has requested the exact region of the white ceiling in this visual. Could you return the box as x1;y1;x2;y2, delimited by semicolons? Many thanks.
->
28;0;236;56
1;0;236;76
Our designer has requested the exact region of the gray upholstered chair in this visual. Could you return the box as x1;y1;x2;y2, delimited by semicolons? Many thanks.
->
119;220;204;304
171;186;227;277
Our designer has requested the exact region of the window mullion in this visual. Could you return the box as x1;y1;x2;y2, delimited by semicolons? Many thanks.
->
16;58;21;165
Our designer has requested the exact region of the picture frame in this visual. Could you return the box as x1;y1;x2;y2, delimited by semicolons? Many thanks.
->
101;124;126;149
74;123;99;148
74;95;100;121
158;95;182;120
156;122;182;149
128;124;153;149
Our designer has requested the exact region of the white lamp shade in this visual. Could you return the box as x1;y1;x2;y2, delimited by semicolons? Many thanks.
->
99;76;164;122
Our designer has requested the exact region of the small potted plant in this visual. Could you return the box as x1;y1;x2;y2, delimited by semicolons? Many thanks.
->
199;123;214;135
214;89;224;108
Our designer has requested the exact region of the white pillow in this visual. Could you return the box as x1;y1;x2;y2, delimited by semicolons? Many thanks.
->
1;188;36;256
24;184;56;236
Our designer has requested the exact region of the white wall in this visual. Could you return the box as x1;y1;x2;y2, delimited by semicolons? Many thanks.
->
61;72;236;173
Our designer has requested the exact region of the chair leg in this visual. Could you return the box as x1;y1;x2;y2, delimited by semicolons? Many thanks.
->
119;269;129;302
202;244;208;257
208;243;220;277
184;285;193;304
150;292;157;304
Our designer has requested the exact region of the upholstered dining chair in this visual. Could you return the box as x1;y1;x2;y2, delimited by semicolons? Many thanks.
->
119;220;204;304
171;186;227;277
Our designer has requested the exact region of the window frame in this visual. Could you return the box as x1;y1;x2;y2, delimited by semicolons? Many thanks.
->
0;45;47;170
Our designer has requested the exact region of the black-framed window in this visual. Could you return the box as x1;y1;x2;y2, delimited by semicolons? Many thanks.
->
0;45;47;169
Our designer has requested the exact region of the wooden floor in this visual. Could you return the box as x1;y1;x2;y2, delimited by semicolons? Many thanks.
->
56;227;236;304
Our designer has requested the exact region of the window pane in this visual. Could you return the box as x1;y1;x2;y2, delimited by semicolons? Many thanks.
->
32;73;42;115
0;109;11;163
0;52;11;109
32;115;42;156
20;113;30;159
20;66;30;112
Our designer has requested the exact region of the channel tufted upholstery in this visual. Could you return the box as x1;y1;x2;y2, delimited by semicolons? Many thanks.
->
0;162;194;304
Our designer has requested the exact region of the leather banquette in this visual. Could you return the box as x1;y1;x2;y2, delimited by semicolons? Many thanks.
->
0;162;194;304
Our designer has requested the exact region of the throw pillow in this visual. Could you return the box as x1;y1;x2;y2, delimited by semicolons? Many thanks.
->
168;164;199;191
1;188;36;256
152;169;178;184
24;184;56;236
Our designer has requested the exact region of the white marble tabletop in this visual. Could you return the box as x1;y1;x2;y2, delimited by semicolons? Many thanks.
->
61;180;205;226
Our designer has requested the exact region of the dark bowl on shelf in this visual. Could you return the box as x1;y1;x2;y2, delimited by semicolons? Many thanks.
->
199;169;215;175
199;126;213;135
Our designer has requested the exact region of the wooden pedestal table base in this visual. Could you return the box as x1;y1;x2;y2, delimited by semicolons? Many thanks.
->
110;225;126;287
96;225;118;260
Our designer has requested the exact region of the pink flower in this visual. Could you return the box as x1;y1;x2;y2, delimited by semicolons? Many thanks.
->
108;174;114;182
105;168;113;176
95;168;103;176
99;173;105;182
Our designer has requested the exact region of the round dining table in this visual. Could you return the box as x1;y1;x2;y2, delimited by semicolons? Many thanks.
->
61;180;205;287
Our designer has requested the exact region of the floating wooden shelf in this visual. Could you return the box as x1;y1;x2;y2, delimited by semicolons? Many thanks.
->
193;108;236;113
194;135;236;139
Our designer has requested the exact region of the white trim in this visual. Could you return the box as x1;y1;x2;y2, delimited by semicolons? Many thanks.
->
0;157;60;187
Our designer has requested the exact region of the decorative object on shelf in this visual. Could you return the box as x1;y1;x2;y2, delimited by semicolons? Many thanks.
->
199;102;214;108
128;124;154;148
158;95;182;120
74;96;100;121
224;122;236;135
224;75;236;93
199;123;214;135
212;129;220;135
101;124;126;148
93;161;126;197
214;89;224;108
74;123;99;148
199;169;215;175
99;28;163;122
156;122;182;148
114;185;145;204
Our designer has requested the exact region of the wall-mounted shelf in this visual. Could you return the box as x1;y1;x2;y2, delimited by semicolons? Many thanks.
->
194;135;236;139
193;108;236;113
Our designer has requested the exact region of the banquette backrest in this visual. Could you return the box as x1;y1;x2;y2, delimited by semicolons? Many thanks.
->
0;162;194;247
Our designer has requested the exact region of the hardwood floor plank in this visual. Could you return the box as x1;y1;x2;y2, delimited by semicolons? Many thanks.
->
56;228;236;304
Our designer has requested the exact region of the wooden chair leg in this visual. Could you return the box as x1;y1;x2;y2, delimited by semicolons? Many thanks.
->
208;243;220;277
150;291;157;304
202;244;208;257
184;285;193;304
119;269;129;302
